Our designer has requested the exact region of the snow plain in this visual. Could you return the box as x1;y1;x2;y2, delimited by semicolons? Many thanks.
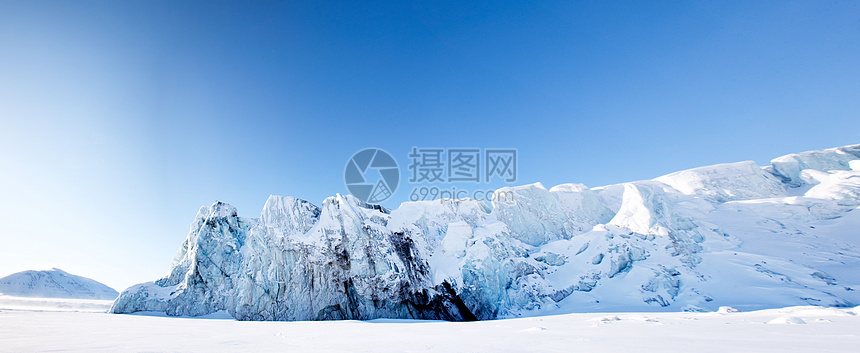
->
1;303;858;352
0;295;113;313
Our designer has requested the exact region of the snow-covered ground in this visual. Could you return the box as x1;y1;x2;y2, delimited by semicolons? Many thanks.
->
0;304;858;352
0;294;113;313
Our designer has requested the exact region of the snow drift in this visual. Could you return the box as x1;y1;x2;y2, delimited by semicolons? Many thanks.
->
112;144;860;320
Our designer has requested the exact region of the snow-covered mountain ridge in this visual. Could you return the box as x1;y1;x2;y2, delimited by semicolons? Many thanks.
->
0;268;118;300
111;144;860;320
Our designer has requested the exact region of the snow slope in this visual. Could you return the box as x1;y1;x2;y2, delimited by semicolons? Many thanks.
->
3;306;859;352
112;144;860;320
0;268;118;300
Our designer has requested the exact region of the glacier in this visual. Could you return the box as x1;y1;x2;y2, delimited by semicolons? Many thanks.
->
111;144;860;320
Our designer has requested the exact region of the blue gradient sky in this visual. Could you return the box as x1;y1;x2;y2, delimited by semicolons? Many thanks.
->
1;1;859;290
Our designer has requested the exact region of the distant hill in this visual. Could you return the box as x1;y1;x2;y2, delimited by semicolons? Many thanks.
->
0;268;118;300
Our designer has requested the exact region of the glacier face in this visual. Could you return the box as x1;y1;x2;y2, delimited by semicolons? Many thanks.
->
112;144;860;320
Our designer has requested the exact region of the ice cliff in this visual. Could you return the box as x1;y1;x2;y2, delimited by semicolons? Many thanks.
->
112;144;860;320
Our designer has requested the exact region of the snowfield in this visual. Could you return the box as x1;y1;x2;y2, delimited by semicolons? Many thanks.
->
0;305;858;352
0;295;113;313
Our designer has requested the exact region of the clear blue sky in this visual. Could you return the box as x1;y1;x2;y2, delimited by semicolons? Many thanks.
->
1;0;858;291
